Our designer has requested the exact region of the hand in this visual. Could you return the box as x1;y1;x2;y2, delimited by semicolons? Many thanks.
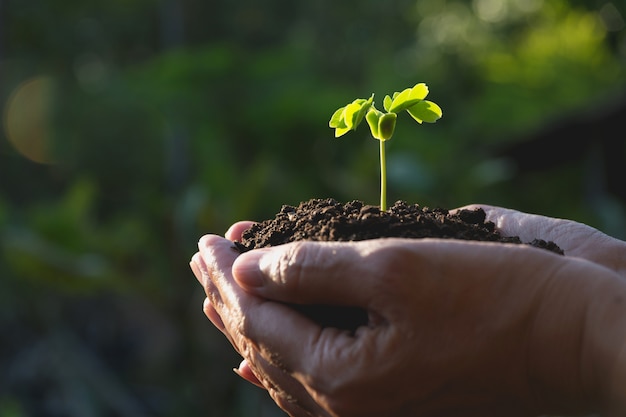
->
460;204;626;277
190;213;626;417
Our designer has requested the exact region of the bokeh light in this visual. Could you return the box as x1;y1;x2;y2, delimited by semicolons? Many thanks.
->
3;76;56;164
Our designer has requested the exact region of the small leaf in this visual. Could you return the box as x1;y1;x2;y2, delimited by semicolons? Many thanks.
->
353;95;374;129
329;96;374;137
378;112;397;141
387;88;410;112
406;100;442;124
329;106;346;128
343;101;363;130
329;106;351;137
365;108;382;140
387;89;419;114
388;83;431;113
334;124;351;137
383;95;393;112
408;83;429;101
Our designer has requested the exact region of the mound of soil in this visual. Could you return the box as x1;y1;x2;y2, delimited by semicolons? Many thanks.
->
237;198;563;254
235;198;563;331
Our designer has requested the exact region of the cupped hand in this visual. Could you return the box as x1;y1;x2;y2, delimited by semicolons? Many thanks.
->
191;222;626;416
191;228;329;416
458;205;626;277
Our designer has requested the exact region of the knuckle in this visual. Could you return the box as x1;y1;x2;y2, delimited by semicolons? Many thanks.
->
269;241;314;288
202;298;213;316
368;244;415;286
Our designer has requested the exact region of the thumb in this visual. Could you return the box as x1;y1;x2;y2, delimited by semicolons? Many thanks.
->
231;241;378;307
225;221;256;242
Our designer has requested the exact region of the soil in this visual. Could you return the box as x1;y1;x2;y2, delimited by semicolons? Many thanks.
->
235;198;563;331
237;198;563;254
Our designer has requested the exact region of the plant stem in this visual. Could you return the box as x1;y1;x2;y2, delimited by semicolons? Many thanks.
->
379;139;387;211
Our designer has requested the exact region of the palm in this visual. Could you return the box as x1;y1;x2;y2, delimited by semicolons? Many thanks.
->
462;205;626;277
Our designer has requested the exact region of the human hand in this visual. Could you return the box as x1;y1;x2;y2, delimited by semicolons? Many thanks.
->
191;215;626;417
459;204;626;277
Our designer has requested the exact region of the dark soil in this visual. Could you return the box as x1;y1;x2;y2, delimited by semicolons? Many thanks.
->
235;198;563;331
237;198;563;254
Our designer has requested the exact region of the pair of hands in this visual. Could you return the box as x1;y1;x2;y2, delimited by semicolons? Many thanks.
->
190;205;626;417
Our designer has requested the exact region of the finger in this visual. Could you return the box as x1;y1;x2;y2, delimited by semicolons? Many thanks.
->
191;250;224;309
192;243;241;352
193;236;327;417
196;234;251;353
231;239;564;379
198;236;374;398
194;232;329;415
225;221;256;242
233;344;327;415
458;204;561;242
234;359;264;388
197;233;242;267
452;204;546;242
189;254;204;286
231;240;384;307
459;205;626;271
202;297;225;331
195;234;242;298
202;292;244;357
246;345;333;417
235;349;326;416
458;203;604;247
231;285;377;390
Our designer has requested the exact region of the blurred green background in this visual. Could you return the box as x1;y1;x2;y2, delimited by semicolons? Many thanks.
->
1;0;625;415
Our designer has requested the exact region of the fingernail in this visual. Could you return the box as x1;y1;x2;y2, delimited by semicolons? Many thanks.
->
233;250;265;288
203;298;225;330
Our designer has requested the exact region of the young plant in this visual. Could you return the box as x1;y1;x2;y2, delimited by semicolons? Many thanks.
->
329;83;442;211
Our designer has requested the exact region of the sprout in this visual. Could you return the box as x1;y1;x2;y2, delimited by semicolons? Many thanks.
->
329;83;443;211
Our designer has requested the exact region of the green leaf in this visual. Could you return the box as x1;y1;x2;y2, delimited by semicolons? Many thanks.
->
406;100;443;124
329;96;374;137
365;108;382;140
378;112;397;141
329;106;346;128
334;124;351;137
409;83;429;100
388;83;430;113
383;95;393;112
343;101;363;130
353;95;374;128
366;108;397;141
387;88;412;113
329;106;350;137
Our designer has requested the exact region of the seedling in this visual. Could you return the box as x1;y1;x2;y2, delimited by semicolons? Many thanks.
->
329;83;442;211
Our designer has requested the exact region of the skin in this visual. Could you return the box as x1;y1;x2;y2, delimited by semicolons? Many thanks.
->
190;205;626;417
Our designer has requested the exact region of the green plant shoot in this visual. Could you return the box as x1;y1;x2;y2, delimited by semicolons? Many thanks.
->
329;83;443;211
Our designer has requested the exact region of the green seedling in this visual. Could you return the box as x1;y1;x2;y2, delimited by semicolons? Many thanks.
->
329;83;442;211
